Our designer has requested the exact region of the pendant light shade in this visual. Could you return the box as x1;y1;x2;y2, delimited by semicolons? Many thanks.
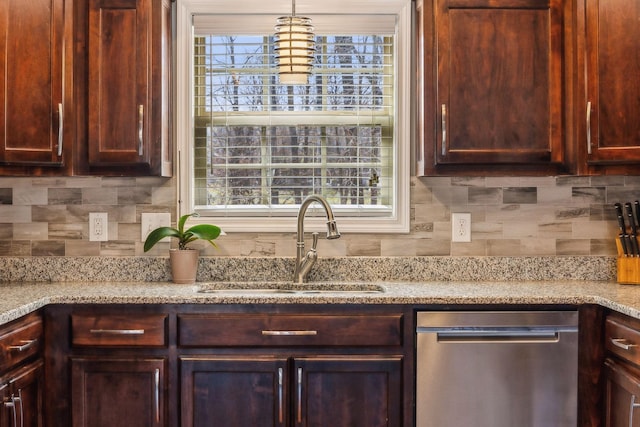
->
274;0;315;85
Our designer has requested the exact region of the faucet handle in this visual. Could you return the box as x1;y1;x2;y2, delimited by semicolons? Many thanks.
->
311;232;319;250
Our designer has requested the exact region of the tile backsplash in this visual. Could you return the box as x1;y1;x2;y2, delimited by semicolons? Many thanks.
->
0;174;631;257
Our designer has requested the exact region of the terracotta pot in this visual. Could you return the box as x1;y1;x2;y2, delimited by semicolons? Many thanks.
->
169;249;199;284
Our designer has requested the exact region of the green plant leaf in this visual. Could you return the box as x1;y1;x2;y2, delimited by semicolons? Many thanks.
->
186;224;222;245
143;227;181;252
177;213;195;234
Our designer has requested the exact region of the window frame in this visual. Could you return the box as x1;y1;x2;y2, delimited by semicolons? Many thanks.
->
176;0;412;233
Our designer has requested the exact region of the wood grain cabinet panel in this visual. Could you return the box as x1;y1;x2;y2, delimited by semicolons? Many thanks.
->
180;356;402;427
0;312;44;427
418;0;566;175
71;313;167;347
178;314;403;347
0;360;44;427
71;358;166;427
80;0;172;176
581;0;640;168
0;0;70;173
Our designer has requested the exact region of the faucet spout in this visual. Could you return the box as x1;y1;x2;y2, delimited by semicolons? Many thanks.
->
293;195;341;283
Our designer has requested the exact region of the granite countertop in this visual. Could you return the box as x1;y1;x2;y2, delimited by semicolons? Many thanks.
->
2;279;640;326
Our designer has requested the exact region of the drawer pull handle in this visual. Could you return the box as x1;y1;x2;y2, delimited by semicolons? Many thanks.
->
89;329;145;335
262;330;317;336
611;338;637;350
8;339;38;352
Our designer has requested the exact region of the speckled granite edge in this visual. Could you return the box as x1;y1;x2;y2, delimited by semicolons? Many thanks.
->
0;256;616;282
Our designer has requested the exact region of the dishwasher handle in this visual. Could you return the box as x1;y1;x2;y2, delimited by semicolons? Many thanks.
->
434;329;562;344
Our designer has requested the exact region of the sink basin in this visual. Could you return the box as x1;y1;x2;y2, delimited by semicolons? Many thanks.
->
195;281;386;294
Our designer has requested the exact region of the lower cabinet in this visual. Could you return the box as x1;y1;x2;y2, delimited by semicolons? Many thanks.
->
0;311;44;427
605;359;640;427
604;312;640;427
180;355;402;427
44;304;411;427
0;360;44;427
70;358;166;427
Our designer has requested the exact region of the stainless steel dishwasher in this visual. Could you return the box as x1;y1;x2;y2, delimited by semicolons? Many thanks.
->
416;311;578;427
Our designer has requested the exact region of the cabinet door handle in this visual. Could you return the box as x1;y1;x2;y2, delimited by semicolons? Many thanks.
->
611;338;637;351
586;101;592;155
89;329;145;335
138;104;144;156
154;368;160;424
297;367;303;423
630;394;640;427
4;398;17;427
441;104;447;156
277;367;284;423
57;103;64;156
8;339;38;353
16;390;23;427
262;330;317;336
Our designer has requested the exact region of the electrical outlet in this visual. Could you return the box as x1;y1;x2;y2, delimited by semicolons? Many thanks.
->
451;212;471;243
141;212;172;242
89;212;108;242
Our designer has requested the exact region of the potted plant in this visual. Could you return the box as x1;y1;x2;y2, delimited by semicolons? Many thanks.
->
143;213;221;284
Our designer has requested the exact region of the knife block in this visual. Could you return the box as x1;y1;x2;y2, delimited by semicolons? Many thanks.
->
616;239;640;284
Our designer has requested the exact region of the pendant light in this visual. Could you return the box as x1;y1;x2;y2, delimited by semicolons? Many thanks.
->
274;0;315;85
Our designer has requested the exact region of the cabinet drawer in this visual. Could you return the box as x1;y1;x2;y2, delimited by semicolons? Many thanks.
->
606;315;640;365
178;314;403;347
0;314;43;373
72;314;167;347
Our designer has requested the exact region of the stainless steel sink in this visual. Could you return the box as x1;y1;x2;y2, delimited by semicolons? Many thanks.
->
195;281;386;294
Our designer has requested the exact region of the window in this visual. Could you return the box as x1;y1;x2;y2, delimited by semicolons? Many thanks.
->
176;0;411;233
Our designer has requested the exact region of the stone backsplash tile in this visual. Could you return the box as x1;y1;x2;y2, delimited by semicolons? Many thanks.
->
0;175;631;257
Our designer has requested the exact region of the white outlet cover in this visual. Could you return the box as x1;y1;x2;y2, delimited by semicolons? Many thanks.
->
89;212;108;242
451;212;471;243
141;213;172;242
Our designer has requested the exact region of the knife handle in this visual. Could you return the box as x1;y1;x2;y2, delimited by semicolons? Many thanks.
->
615;203;627;233
626;203;640;256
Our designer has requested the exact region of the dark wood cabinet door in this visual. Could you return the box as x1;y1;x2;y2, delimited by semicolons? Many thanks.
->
7;360;44;427
0;360;44;427
82;0;172;176
87;0;151;168
294;356;402;427
180;357;288;427
71;358;166;427
584;0;640;166
0;0;67;168
0;382;11;427
420;0;565;174
605;358;640;427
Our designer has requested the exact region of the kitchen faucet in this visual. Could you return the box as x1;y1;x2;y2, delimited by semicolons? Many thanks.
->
293;195;341;283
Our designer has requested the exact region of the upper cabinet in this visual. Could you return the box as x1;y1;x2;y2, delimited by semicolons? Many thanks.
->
417;0;568;176
0;0;73;175
577;0;640;173
0;0;172;177
76;0;173;176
